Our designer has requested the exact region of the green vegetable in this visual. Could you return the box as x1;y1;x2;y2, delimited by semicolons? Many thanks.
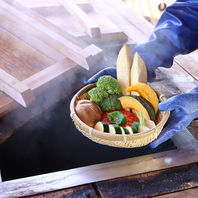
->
125;126;133;134
109;124;123;134
94;121;109;132
136;111;151;133
136;112;145;127
125;121;139;134
96;75;121;95
122;127;130;134
99;94;123;111
88;75;121;105
88;87;108;104
107;111;127;125
131;121;140;133
88;75;123;110
131;95;156;121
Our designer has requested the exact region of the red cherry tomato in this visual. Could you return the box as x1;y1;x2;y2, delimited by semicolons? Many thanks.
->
101;110;139;127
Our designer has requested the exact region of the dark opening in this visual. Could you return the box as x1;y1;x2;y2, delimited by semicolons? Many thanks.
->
0;90;177;182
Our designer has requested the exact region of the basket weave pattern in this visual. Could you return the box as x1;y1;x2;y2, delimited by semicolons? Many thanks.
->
70;84;170;148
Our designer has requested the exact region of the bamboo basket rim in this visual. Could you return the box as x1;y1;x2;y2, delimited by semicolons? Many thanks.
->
70;83;170;148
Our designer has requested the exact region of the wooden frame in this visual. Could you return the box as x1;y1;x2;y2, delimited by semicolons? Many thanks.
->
0;0;131;114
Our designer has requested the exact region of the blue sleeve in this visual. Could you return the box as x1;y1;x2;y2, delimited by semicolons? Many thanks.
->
133;0;198;79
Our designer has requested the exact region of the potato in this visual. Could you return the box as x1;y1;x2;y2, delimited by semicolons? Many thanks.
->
131;52;147;85
75;99;103;128
116;45;133;95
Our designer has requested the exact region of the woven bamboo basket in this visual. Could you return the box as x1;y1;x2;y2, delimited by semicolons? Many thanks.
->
70;83;170;148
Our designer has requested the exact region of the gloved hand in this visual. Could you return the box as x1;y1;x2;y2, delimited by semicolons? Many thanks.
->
149;86;198;148
86;67;116;84
133;0;198;82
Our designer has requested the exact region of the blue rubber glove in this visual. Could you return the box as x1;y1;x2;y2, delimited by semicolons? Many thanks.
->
133;0;198;82
149;86;198;148
86;67;116;84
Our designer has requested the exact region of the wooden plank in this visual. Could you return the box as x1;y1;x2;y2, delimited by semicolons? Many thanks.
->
60;0;101;38
1;0;96;69
175;50;198;80
76;0;94;13
23;58;77;96
96;164;198;198
89;0;148;43
0;9;65;63
0;69;35;107
159;62;198;93
73;28;128;44
13;0;128;44
83;44;105;60
25;184;98;198
1;149;198;198
101;0;154;38
8;0;106;58
14;0;61;8
7;0;88;48
0;26;55;81
154;188;198;198
0;58;77;115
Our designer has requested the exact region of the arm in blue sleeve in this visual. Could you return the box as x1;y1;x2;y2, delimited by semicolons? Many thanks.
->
133;0;198;81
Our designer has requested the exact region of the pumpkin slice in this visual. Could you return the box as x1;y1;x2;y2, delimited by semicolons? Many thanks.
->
116;45;133;95
119;95;153;120
132;95;155;121
126;82;159;113
131;52;147;85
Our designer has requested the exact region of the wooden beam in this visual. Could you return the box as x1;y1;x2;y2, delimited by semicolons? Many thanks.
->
60;0;101;38
0;69;35;107
23;58;77;96
1;0;97;69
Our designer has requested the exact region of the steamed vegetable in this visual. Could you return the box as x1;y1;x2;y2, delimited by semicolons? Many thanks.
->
94;121;109;132
107;111;127;125
125;121;139;134
88;87;108;104
126;82;159;113
94;121;130;135
75;99;103;128
101;109;139;127
118;95;155;121
88;75;122;111
99;94;123;111
116;45;133;95
136;111;156;133
131;53;147;85
96;75;121;95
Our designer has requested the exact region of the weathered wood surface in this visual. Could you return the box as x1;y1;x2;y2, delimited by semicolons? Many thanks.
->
155;188;198;198
24;187;198;198
0;69;35;107
95;164;198;198
1;0;97;69
1;163;198;198
0;0;107;115
60;0;101;38
14;0;128;44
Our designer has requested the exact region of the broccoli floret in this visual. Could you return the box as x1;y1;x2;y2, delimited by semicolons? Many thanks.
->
96;75;121;95
88;87;109;104
99;94;123;111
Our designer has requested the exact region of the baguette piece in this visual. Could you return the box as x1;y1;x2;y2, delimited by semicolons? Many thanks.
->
116;45;133;95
